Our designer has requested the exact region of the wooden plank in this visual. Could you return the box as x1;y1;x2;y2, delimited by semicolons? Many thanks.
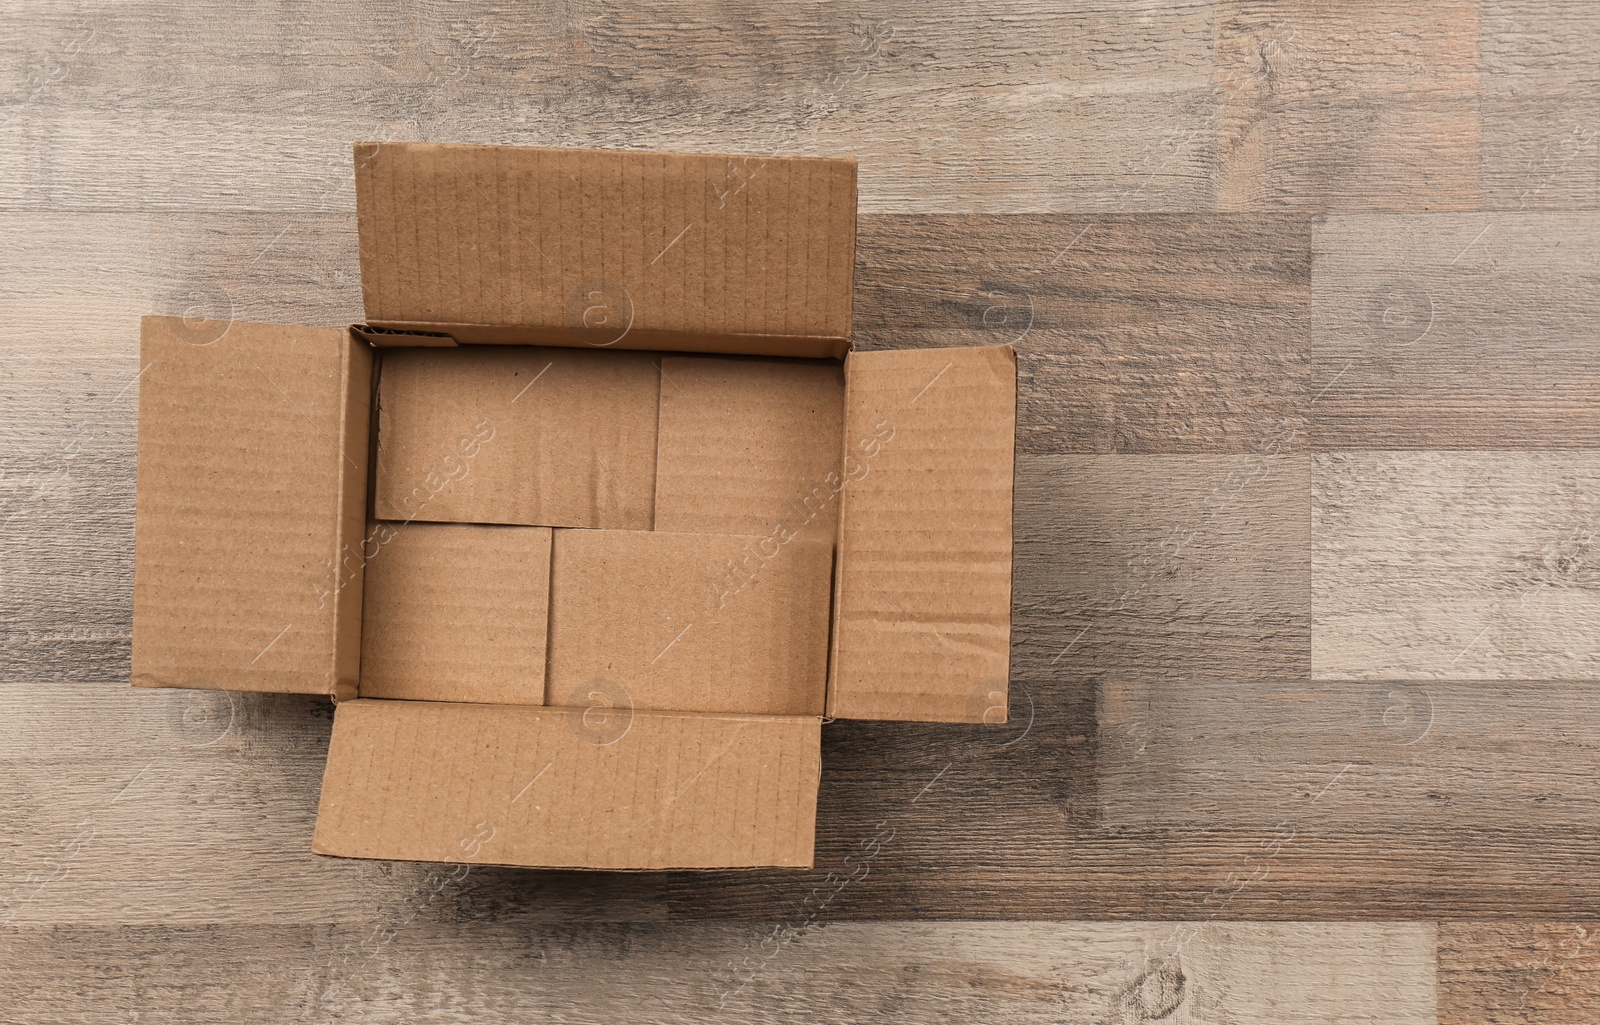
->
1215;1;1481;210
0;2;1216;214
1311;213;1600;449
1440;922;1600;1024
17;680;1600;921
0;213;359;687
1313;451;1600;680
0;921;1435;1022
0;212;360;342
1013;453;1310;683
1099;677;1600;831
0;686;397;925
856;214;1312;455
1479;1;1600;211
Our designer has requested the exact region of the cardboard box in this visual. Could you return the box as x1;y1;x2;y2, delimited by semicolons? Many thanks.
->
131;142;1017;870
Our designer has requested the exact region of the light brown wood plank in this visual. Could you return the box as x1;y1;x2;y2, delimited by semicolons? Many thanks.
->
1311;213;1600;449
1099;677;1600;831
0;921;1435;1023
0;686;428;925
1314;451;1600;680
0;2;1217;214
0;212;360;341
1;210;1310;690
1440;922;1600;1024
0;213;360;687
1014;453;1310;683
856;214;1312;455
1216;1;1481;210
1479;1;1600;211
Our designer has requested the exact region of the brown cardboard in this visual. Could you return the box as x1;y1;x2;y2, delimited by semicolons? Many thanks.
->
132;141;1022;872
653;356;845;542
549;529;833;716
132;317;371;697
358;523;551;705
829;344;1018;723
353;142;856;355
313;699;821;870
375;346;659;529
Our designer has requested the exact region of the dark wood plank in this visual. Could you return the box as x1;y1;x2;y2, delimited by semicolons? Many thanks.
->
1013;452;1310;683
856;214;1312;455
1099;677;1600;832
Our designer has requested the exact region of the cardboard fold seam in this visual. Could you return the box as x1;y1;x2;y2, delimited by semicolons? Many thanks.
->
331;331;374;702
363;320;849;359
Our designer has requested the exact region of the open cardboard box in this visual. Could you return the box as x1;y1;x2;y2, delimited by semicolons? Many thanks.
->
132;142;1016;870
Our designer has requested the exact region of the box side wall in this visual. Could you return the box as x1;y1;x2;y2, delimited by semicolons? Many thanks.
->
827;344;1017;723
312;700;820;869
374;346;659;530
362;322;850;360
653;356;845;543
332;333;375;700
353;142;855;355
132;318;370;695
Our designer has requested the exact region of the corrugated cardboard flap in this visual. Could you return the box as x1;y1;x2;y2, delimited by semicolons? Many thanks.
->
353;142;856;358
132;317;371;697
313;700;821;870
829;344;1017;723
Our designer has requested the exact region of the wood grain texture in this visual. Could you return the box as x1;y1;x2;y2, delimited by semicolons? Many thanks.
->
856;214;1312;455
0;1;1218;214
1099;677;1600;831
0;922;1434;1024
1314;451;1600;680
1440;922;1600;1024
1014;453;1309;683
1479;1;1600;211
1216;1;1482;210
6;0;1600;1016
1311;213;1600;449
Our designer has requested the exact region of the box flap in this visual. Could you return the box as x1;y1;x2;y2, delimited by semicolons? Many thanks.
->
549;529;832;716
312;700;820;870
653;356;845;543
132;317;372;697
359;523;551;705
828;345;1017;723
353;142;856;357
375;345;660;530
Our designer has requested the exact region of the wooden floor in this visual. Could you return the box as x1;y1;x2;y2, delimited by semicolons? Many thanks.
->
4;1;1599;1021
